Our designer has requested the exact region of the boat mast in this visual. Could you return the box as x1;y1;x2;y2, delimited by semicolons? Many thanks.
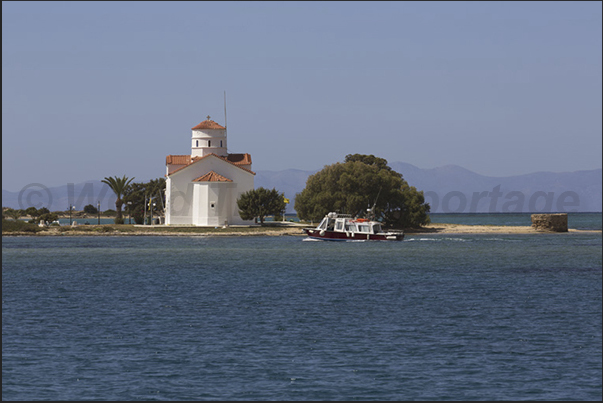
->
367;187;382;220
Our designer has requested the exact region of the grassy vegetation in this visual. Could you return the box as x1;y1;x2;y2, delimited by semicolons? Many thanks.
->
1;219;44;233
2;221;303;236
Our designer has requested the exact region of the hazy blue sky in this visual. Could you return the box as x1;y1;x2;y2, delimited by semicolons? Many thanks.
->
2;1;601;191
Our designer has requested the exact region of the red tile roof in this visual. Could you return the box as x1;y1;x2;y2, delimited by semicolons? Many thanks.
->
166;153;255;176
226;153;252;165
166;155;193;165
193;171;233;182
191;118;225;130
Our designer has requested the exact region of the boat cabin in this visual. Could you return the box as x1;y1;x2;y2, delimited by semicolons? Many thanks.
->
303;211;404;241
317;213;384;235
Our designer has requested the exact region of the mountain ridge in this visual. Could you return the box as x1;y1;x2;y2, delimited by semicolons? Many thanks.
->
3;163;601;213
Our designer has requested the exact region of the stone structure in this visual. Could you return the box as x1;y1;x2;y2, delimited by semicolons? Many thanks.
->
531;213;568;232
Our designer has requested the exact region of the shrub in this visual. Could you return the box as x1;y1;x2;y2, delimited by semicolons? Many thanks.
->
1;218;43;233
132;211;144;225
38;213;59;225
94;226;115;233
83;204;98;215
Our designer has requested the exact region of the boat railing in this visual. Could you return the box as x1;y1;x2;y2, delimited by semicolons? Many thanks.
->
329;213;353;218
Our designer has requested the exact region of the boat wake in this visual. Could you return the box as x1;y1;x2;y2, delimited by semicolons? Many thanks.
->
301;237;366;242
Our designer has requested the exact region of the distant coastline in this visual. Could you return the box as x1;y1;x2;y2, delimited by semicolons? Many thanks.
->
3;165;601;213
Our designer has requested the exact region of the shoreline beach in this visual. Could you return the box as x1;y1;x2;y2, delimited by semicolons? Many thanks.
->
2;223;600;237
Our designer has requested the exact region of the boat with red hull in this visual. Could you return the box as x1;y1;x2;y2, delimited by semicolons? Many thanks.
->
303;212;404;241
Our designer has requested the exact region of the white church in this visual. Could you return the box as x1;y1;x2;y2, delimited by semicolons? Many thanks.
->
164;116;255;226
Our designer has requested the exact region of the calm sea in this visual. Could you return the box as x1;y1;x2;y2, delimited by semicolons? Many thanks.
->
3;214;602;400
428;212;602;230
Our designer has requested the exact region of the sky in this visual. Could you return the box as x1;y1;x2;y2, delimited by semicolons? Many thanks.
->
2;1;602;192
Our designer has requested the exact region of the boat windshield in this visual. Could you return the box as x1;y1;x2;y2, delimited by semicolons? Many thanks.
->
318;217;328;230
372;224;382;233
357;224;370;233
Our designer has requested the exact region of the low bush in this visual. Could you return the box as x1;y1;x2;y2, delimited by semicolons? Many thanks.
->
1;219;43;233
94;226;115;233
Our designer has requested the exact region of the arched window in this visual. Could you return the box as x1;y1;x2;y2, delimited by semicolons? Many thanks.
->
208;140;211;147
220;140;223;147
196;140;198;147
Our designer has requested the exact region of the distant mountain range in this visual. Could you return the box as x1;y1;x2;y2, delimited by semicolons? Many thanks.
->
3;163;601;213
256;163;602;213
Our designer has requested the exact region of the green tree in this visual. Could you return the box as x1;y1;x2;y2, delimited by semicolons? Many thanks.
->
4;208;25;221
38;212;59;226
383;180;431;229
294;154;430;228
25;207;40;223
237;187;287;225
37;207;50;216
25;206;38;218
101;175;135;224
344;153;393;171
83;204;98;215
123;178;166;224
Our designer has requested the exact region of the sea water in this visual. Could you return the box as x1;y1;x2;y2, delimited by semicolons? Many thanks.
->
2;217;602;400
429;212;602;230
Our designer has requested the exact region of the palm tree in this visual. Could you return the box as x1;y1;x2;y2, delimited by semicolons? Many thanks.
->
4;208;25;221
102;175;135;223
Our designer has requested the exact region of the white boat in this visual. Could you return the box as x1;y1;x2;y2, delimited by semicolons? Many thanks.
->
303;212;404;241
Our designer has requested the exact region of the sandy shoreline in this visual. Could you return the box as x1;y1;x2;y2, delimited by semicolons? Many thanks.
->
3;223;600;237
413;223;600;234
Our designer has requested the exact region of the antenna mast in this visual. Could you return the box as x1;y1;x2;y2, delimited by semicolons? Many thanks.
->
223;90;227;129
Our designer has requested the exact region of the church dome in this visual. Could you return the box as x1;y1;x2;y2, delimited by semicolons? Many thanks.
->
191;116;225;130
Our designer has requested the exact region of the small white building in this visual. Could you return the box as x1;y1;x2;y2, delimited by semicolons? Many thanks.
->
164;116;255;226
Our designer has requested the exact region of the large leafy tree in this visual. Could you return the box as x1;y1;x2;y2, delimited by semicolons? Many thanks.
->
24;207;49;224
101;175;135;224
3;208;25;221
237;187;287;224
294;154;430;228
123;178;166;224
83;204;98;215
25;207;39;221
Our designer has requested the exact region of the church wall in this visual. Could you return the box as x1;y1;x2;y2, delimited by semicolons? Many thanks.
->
191;184;204;225
205;183;232;226
191;128;227;158
167;164;187;175
166;156;255;226
166;177;194;225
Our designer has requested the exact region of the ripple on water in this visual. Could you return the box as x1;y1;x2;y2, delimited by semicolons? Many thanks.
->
2;234;602;400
